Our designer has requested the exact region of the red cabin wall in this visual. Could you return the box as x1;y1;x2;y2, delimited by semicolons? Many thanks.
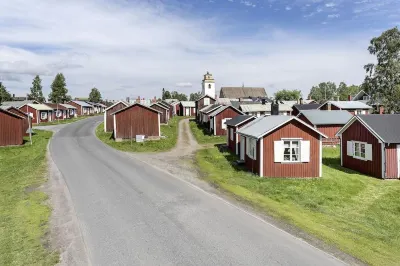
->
262;120;320;178
196;97;216;120
7;108;29;136
317;125;343;145
67;102;82;115
115;105;159;139
244;136;261;175
19;105;40;124
214;108;243;136
341;120;382;178
151;105;167;124
227;125;236;152
385;144;398;179
105;103;127;132
297;114;313;126
0;110;24;146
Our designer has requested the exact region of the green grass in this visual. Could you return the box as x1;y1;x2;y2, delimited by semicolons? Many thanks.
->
96;116;186;152
0;131;59;265
189;120;226;144
39;116;90;126
196;146;400;266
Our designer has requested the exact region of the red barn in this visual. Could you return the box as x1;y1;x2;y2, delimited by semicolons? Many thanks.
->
19;104;53;124
1;106;30;136
0;108;25;146
195;95;216;121
225;115;256;158
112;103;161;141
297;110;353;145
209;106;244;136
150;103;170;124
103;101;129;132
237;116;327;178
318;101;372;115
336;115;400;179
179;101;196;116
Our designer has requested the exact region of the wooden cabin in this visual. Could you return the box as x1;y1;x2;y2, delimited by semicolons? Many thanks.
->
226;115;256;158
19;104;53;124
195;95;216;121
67;101;94;116
1;106;30;136
292;103;320;116
297;110;353;145
179;101;196;116
209;106;244;136
0;108;25;146
103;101;129;132
336;114;400;179
237;116;327;178
111;103;161;141
198;104;221;125
150;103;170;124
45;103;68;120
318;101;372;115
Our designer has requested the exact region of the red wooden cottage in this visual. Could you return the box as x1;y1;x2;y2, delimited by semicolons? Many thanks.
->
60;103;77;118
1;106;30;136
103;101;129;132
45;103;68;120
291;103;320;116
171;102;180;116
19;104;53;124
225;115;256;158
209;106;244;136
0;107;25;146
160;101;174;118
198;104;221;125
297;110;353;145
318;101;372;115
195;95;216;121
111;103;161;141
150;103;170;124
336;114;400;179
67;101;94;116
237;116;327;178
179;101;196;116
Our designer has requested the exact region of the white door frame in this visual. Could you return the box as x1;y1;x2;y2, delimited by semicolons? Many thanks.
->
397;144;400;178
240;137;245;160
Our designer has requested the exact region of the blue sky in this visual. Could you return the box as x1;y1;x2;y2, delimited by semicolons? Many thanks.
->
0;0;399;100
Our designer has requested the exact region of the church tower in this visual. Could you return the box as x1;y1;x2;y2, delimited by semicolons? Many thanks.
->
201;71;215;98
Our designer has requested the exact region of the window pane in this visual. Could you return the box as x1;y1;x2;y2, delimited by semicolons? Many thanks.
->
292;141;299;148
284;141;290;148
292;155;299;161
284;155;290;161
284;148;290;155
292;147;299;155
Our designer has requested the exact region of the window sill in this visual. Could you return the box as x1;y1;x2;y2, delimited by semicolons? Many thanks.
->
280;161;304;164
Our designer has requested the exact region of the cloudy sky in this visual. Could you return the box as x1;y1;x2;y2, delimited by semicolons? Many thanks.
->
0;0;399;100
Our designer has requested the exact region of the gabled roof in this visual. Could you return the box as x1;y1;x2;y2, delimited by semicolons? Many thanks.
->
71;100;94;108
337;114;400;143
237;115;327;139
196;95;216;102
352;90;369;101
298;110;353;125
158;101;171;108
45;103;68;110
225;115;255;127
164;99;179;104
104;101;129;111
199;104;221;113
209;105;244;117
280;100;314;107
60;103;77;109
180;101;196;108
239;104;269;112
319;101;372;110
220;87;267;99
86;101;107;108
292;103;321;112
216;98;233;105
0;107;25;119
1;100;39;108
111;103;162;116
151;102;169;110
21;103;53;111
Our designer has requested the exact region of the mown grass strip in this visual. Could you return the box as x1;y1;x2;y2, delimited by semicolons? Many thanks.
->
189;120;226;144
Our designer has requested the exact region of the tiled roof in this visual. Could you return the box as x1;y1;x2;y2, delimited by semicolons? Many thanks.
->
180;101;196;108
219;87;267;99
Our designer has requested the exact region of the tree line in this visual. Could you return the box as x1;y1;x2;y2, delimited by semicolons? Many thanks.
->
0;73;103;105
161;88;202;101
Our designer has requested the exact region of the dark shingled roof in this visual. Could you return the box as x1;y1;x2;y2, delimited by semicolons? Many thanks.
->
219;87;267;99
293;103;320;111
225;115;255;127
357;115;400;143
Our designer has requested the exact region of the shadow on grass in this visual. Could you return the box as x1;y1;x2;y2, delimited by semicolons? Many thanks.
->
213;143;256;174
194;122;213;136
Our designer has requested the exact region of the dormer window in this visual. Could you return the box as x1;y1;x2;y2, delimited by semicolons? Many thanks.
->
363;95;370;100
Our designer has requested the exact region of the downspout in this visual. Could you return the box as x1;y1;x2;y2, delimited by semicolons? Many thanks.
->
381;142;386;179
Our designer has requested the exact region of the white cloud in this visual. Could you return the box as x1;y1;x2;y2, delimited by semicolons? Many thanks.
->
0;0;374;100
285;6;292;11
325;2;336;8
327;13;340;18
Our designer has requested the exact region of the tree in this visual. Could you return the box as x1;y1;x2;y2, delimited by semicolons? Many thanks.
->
337;82;360;101
274;89;302;101
162;88;165;100
27;75;45;103
189;92;202;101
363;27;400;113
170;91;188;101
0;82;12;104
161;88;171;100
307;82;338;103
88;87;102;103
48;73;69;103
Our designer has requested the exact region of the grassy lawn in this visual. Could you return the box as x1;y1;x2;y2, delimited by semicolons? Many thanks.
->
196;146;400;266
96;116;186;152
189;120;226;144
0;131;59;265
39;116;90;126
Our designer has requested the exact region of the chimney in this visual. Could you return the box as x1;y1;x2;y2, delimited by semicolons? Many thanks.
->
271;100;279;115
348;95;352;101
299;97;303;105
327;102;331;111
136;96;140;103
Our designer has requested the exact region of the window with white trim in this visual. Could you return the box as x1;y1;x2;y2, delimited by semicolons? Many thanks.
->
40;112;48;120
230;128;233;141
246;138;257;160
283;140;300;162
353;141;366;159
204;98;210;106
347;141;372;161
221;118;231;130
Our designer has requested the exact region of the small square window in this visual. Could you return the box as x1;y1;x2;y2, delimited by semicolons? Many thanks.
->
283;140;300;162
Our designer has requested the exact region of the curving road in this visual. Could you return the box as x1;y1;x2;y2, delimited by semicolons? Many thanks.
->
50;116;345;266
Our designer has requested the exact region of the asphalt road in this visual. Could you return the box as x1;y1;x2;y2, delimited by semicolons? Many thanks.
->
50;116;346;266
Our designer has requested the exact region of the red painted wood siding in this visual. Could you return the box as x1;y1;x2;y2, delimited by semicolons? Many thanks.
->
341;120;382;178
19;105;41;124
227;125;236;152
297;114;313;126
214;108;243;136
151;105;168;124
67;102;83;115
262;119;320;178
115;105;159;139
7;108;29;136
105;103;126;132
244;136;261;175
0;110;24;146
385;144;398;179
317;125;342;145
196;97;216;120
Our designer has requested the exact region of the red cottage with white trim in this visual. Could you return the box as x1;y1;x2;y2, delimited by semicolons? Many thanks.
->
225;115;256;158
209;106;244;136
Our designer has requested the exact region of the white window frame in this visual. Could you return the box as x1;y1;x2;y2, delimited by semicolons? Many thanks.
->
353;141;367;160
283;140;301;163
246;138;257;160
221;118;231;130
204;98;210;106
40;111;48;120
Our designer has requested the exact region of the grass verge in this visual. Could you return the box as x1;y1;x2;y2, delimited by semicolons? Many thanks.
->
0;130;59;265
96;116;186;152
39;116;89;126
196;146;400;266
189;120;226;144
